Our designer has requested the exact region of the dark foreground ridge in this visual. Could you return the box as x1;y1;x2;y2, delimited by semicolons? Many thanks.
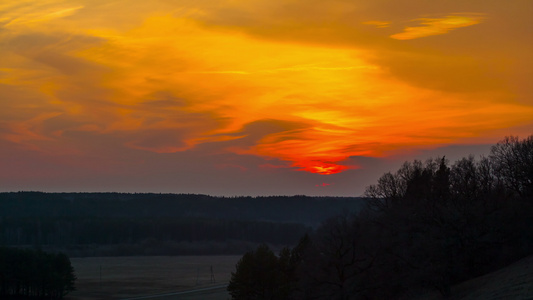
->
226;135;533;299
416;254;533;299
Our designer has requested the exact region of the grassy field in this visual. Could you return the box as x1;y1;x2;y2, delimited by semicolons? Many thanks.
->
66;256;241;300
65;253;533;299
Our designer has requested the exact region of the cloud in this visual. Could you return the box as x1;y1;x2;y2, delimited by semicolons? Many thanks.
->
1;0;532;198
391;14;485;40
1;2;84;29
1;112;62;146
215;163;248;172
3;9;532;176
125;129;194;153
362;21;390;28
259;163;291;170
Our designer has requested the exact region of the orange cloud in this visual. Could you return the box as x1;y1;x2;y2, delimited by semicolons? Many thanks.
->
1;2;84;29
1;1;532;178
362;21;390;28
391;14;485;40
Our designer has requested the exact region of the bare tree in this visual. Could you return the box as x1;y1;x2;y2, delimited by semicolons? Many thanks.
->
490;135;533;198
298;214;375;300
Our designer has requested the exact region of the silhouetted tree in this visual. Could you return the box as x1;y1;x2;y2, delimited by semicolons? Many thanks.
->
0;247;76;299
228;244;283;300
355;137;533;297
490;135;533;199
296;214;377;300
228;237;313;300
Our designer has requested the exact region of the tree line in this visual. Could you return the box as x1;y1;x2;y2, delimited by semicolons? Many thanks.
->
0;194;362;256
0;247;76;299
228;135;533;299
1;217;310;256
0;193;362;226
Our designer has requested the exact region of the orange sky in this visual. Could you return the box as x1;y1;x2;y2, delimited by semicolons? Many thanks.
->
1;0;532;195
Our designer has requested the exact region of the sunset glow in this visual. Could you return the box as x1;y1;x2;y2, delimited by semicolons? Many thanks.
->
1;0;532;195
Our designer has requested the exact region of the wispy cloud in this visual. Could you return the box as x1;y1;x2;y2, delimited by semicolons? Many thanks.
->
391;14;485;40
362;21;390;28
0;0;532;186
1;3;84;28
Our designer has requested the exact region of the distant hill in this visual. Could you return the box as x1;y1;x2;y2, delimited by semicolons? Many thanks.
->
0;192;363;225
0;192;364;256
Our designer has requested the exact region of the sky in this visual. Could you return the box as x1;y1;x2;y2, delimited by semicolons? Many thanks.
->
1;0;532;196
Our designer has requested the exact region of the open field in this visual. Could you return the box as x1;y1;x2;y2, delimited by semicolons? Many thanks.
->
66;256;241;300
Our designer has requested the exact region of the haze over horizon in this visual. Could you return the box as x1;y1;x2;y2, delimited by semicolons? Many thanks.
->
1;0;532;196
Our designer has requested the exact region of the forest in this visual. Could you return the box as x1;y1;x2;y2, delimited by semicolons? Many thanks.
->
0;193;362;256
228;135;533;299
0;247;76;299
2;135;531;299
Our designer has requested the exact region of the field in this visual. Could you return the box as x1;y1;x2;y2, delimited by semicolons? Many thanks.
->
66;256;241;300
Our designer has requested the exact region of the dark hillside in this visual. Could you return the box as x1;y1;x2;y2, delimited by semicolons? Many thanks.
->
417;254;533;299
225;135;533;299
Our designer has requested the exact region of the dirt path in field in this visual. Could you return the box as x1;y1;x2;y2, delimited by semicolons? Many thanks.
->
120;284;229;300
